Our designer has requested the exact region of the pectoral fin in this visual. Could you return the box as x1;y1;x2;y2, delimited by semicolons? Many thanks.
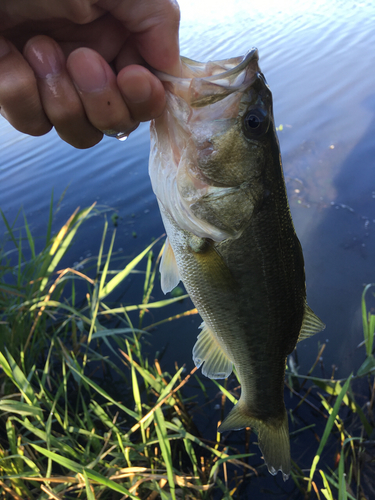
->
298;304;325;342
193;322;233;379
160;238;180;294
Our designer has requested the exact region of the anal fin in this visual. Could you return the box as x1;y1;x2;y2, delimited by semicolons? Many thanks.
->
160;238;180;294
298;304;325;342
192;322;233;379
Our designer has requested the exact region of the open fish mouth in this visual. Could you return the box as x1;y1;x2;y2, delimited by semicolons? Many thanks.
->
153;48;261;107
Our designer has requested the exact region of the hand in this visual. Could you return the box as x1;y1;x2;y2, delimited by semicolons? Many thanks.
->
0;0;180;148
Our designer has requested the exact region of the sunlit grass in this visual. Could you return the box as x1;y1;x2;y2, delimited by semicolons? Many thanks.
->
0;201;255;499
0;199;374;499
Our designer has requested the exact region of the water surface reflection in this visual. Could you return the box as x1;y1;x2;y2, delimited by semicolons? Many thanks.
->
1;0;375;378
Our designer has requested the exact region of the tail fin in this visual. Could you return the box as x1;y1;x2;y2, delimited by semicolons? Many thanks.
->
218;401;291;481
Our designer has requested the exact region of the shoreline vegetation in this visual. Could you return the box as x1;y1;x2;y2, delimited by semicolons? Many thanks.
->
0;201;374;499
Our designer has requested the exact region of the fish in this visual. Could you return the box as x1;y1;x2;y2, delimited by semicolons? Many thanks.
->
149;49;325;480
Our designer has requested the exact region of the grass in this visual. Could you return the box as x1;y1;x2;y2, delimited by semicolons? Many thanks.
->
0;199;375;499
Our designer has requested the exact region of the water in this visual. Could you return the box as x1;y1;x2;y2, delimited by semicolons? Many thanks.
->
1;0;375;473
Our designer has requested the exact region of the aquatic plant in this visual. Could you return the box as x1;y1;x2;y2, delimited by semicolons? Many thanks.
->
357;284;375;377
0;203;254;499
0;201;374;499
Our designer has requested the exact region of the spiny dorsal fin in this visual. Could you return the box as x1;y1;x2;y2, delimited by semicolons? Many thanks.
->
298;304;325;342
192;322;233;379
160;238;180;294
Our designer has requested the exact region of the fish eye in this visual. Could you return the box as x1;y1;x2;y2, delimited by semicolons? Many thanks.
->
243;107;268;137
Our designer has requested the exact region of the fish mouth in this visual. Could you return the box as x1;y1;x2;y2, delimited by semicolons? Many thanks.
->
181;48;259;83
154;49;261;107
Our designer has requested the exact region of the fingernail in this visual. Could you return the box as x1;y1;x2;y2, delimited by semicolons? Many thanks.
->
68;49;108;93
25;40;63;78
0;37;10;58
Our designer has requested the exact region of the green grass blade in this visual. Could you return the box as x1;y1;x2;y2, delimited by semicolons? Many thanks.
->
324;474;356;500
90;327;145;340
309;374;352;489
98;228;116;297
311;378;352;408
362;285;370;351
97;218;108;279
0;208;22;257
165;420;225;458
67;363;138;420
100;295;189;315
126;340;145;443
338;447;347;500
29;300;92;325
30;444;138;498
154;407;176;500
17;230;22;285
46;189;54;245
83;469;96;500
0;400;43;418
22;212;35;260
143;249;153;299
320;470;334;500
11;416;80;459
99;237;161;299
209;453;254;482
172;418;199;476
361;284;375;356
0;349;12;378
155;367;184;408
357;354;375;377
40;204;95;291
4;349;40;409
211;379;238;405
0;283;26;297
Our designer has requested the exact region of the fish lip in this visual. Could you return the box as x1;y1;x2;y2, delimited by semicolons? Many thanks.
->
153;49;261;109
201;48;259;83
152;48;259;86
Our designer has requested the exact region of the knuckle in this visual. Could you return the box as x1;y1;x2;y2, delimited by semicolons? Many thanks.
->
0;72;35;105
169;0;181;24
158;0;181;28
2;108;52;136
50;101;84;129
0;76;52;136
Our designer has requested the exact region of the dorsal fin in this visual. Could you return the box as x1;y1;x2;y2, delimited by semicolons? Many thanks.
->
160;238;180;294
192;322;233;379
298;304;325;342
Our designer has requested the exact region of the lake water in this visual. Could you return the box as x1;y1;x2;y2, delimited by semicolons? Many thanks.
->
1;0;375;490
2;0;374;375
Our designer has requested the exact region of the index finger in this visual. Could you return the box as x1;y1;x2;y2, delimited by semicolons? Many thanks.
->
99;0;181;76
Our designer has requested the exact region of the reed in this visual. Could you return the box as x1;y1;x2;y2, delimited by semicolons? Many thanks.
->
0;200;374;499
0;201;253;499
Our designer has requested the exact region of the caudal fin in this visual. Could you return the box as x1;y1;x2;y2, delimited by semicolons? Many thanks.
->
218;401;291;481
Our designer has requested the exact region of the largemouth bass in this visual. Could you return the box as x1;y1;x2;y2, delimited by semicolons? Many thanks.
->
149;49;325;480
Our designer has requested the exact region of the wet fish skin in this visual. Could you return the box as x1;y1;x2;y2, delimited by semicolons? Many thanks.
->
149;49;325;480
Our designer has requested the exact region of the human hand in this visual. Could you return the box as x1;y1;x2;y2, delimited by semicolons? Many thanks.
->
0;0;180;148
